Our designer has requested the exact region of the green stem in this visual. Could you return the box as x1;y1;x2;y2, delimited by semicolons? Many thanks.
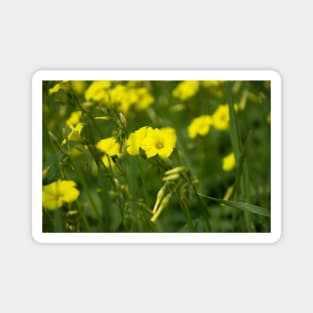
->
70;158;101;221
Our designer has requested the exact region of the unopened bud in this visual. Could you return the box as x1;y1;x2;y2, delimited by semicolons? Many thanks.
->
151;193;172;223
119;112;127;127
164;166;187;176
162;173;180;181
152;184;167;214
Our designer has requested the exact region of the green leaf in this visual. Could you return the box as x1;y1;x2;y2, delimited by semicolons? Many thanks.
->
198;193;270;217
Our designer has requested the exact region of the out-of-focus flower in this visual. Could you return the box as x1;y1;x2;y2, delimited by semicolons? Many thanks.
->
42;180;80;210
62;122;85;145
201;81;223;88
66;111;82;127
133;87;154;110
212;105;230;131
96;137;121;168
188;115;212;138
222;153;235;171
85;81;111;102
71;81;87;95
48;81;68;95
172;81;199;100
96;137;121;156
141;127;177;159
108;85;154;113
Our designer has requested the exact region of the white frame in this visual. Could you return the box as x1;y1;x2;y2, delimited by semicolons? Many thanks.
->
32;70;281;243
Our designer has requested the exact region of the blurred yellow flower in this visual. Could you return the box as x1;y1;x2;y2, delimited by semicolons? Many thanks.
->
66;111;82;127
188;115;212;138
222;153;235;171
126;126;151;155
212;105;230;130
71;81;87;95
201;80;223;88
48;81;68;95
49;83;61;95
141;127;176;158
133;87;154;110
42;180;80;210
96;137;121;156
108;85;154;113
62;122;85;145
172;81;199;100
96;137;121;168
109;85;132;112
101;155;118;168
85;81;111;102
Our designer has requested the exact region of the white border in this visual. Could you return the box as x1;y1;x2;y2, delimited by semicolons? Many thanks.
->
32;70;281;244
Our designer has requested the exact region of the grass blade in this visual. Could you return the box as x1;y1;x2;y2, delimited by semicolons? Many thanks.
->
198;193;270;217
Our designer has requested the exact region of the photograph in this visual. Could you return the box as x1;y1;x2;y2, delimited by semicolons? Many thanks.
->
33;70;280;243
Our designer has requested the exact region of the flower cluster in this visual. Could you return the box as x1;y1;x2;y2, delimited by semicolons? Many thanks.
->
84;81;154;113
127;126;177;159
187;104;230;138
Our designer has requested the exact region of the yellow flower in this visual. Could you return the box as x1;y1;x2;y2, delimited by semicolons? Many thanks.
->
133;87;154;110
172;81;199;100
96;137;121;156
71;81;87;95
48;81;68;95
62;122;85;145
188;115;212;138
96;137;121;168
42;180;80;210
126;126;151;155
212;105;230;131
108;85;154;113
100;155;117;168
141;127;176;158
201;80;223;88
108;85;133;113
49;83;61;95
222;153;235;171
85;81;111;102
66;111;82;127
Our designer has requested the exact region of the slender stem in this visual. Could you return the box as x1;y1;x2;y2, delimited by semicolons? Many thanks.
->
70;158;101;221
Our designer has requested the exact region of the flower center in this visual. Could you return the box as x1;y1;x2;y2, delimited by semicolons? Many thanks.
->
220;113;226;121
155;141;164;149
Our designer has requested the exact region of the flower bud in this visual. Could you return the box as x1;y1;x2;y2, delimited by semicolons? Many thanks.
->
152;184;167;213
162;173;180;181
151;193;172;223
164;166;187;176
